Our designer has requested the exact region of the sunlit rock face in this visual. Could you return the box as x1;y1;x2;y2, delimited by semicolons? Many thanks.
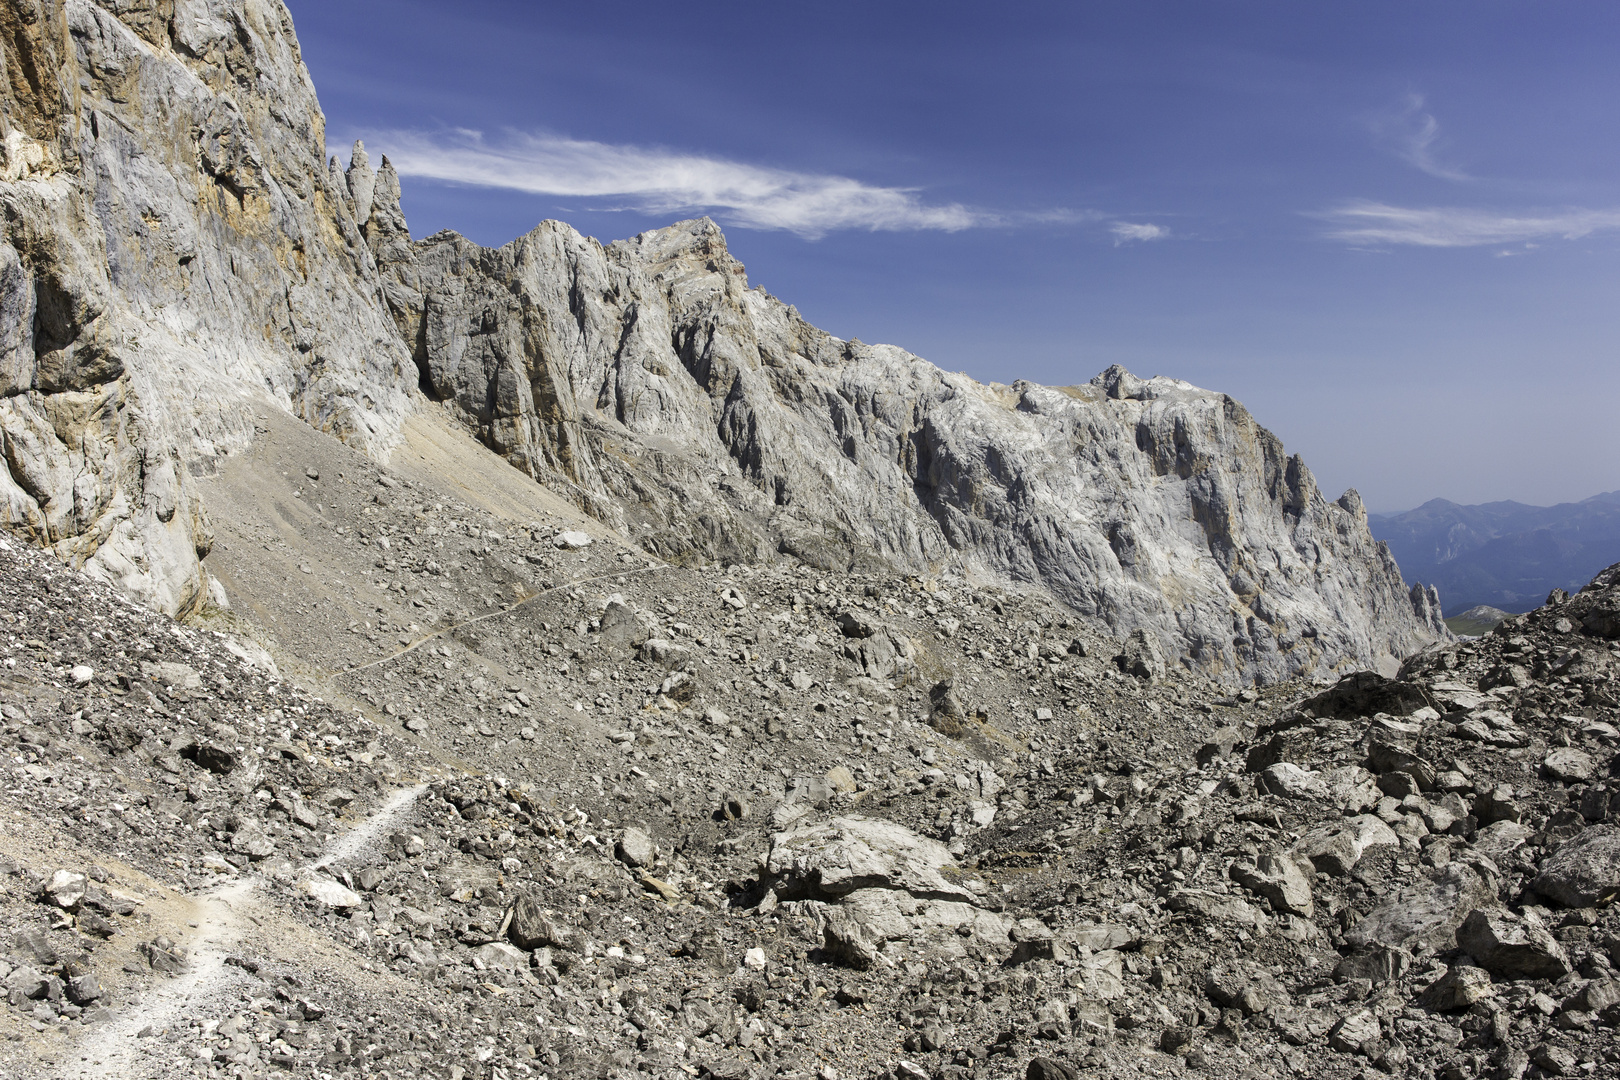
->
0;0;414;614
0;0;1434;678
377;214;1432;683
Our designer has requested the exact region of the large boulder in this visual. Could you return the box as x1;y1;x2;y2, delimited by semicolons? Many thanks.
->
475;942;528;973
821;889;920;969
1231;853;1314;916
1532;825;1620;907
1165;889;1264;930
1304;671;1433;718
1294;816;1399;877
43;869;87;910
508;893;583;952
1259;763;1330;800
616;827;657;868
764;816;1006;968
927;678;976;736
598;600;654;651
838;624;915;679
1564;563;1620;638
1543;748;1598;784
1113;629;1167;682
765;816;973;903
1471;820;1534;865
1419;964;1494;1012
1456;908;1571;981
1344;862;1496;956
1366;738;1438;790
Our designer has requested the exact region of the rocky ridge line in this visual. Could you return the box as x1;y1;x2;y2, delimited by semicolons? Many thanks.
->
1;0;1438;683
367;202;1439;684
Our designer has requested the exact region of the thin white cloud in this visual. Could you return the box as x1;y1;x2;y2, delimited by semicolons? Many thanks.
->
1317;201;1620;248
352;128;984;238
1110;222;1169;245
1017;208;1110;226
1374;94;1472;182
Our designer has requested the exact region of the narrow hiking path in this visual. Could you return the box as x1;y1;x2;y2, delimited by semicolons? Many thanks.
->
65;784;430;1079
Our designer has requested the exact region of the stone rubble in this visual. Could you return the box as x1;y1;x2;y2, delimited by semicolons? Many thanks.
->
0;4;1611;1080
2;499;1618;1079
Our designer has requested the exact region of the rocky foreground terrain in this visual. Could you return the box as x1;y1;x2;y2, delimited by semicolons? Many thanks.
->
6;3;1617;1080
1;426;1617;1079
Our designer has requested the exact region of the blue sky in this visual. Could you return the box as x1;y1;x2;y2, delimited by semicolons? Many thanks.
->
290;1;1620;512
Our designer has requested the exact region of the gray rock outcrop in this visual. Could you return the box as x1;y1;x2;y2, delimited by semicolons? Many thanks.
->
1455;907;1571;980
1343;861;1497;956
1409;582;1451;638
0;0;1441;684
1532;825;1620;907
0;0;415;615
764;815;975;904
1566;561;1620;639
372;214;1436;682
760;816;1009;969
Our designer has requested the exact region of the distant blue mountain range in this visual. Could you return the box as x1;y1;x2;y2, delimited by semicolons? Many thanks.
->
1369;491;1620;615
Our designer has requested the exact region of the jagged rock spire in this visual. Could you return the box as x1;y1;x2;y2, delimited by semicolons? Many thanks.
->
1409;582;1451;638
346;140;376;228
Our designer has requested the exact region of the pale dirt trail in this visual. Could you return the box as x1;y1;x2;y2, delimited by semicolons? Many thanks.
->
311;783;431;871
64;784;429;1079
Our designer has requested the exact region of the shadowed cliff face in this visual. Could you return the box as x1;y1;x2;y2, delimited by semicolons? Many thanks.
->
0;1;1435;682
369;212;1433;684
0;0;415;614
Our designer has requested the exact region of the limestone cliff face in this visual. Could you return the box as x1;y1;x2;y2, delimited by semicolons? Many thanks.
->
1409;583;1453;640
0;0;414;614
0;0;1437;681
373;213;1434;683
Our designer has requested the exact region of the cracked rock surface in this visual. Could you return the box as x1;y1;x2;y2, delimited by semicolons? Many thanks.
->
0;1;1437;684
9;5;1620;1080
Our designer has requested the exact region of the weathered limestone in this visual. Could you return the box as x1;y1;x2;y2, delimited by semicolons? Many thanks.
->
0;0;415;615
374;215;1436;683
0;2;1441;684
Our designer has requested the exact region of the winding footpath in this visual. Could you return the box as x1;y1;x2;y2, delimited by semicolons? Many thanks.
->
65;784;430;1079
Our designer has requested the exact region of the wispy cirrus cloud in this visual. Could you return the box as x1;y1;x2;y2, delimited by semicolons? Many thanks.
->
1331;94;1620;252
352;128;986;239
1316;201;1620;248
1110;221;1168;245
1373;94;1472;182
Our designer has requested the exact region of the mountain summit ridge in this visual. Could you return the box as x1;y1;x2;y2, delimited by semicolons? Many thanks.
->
0;0;1436;683
362;206;1436;683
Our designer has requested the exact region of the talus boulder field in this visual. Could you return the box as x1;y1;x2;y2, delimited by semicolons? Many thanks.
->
3;513;1619;1080
8;5;1620;1080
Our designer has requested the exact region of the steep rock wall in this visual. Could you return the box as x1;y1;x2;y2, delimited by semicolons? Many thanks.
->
0;0;414;613
372;212;1433;684
0;0;1438;681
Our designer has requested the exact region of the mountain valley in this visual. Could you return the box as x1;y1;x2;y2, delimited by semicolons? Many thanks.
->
0;4;1617;1080
1371;494;1620;619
